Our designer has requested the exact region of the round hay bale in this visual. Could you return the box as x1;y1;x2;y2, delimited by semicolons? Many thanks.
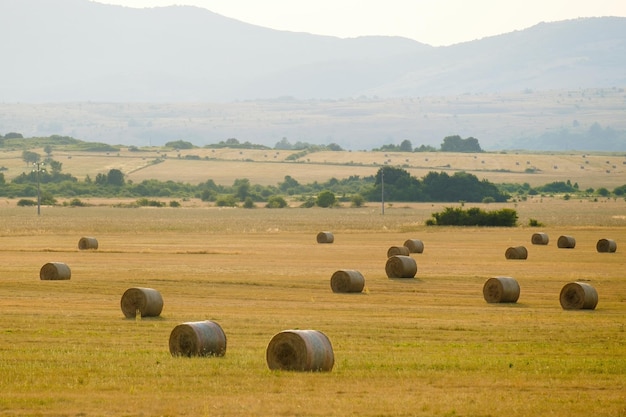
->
387;245;410;258
169;320;227;357
78;236;98;250
385;255;417;278
316;231;334;244
596;238;617;253
505;246;528;260
483;277;520;303
557;235;576;249
39;262;71;280
266;329;334;372
330;269;365;293
120;287;163;318
403;239;424;253
531;232;549;245
559;282;598;310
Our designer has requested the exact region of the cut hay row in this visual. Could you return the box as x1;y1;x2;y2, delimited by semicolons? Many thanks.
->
266;329;334;372
39;262;71;280
330;270;365;293
169;320;227;357
504;246;528;260
120;287;163;318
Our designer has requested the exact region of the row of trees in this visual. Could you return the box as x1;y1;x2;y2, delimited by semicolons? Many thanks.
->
373;135;483;153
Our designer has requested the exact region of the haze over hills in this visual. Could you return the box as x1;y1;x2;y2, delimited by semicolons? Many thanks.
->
1;0;625;151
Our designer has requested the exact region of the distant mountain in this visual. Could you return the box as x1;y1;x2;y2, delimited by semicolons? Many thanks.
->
1;0;625;102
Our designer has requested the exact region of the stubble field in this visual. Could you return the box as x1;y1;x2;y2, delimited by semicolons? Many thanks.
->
1;198;625;416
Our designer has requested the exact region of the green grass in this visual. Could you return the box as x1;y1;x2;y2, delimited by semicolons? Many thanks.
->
0;203;625;416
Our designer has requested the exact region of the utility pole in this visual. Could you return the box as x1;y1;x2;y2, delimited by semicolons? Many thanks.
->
381;168;385;215
33;162;45;216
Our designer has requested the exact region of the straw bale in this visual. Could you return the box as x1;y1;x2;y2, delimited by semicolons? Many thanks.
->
330;269;365;293
531;233;549;245
557;235;576;248
120;287;163;318
385;255;417;278
559;282;598;310
387;245;410;258
39;262;71;280
169;320;227;357
403;239;424;253
483;277;520;303
316;231;334;244
266;330;334;372
78;237;98;250
596;238;617;253
505;246;528;260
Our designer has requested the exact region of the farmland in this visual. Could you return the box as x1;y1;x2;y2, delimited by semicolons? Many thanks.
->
1;146;626;416
0;198;625;416
1;146;626;190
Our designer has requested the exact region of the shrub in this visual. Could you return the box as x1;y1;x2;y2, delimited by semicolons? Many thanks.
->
351;194;365;207
316;190;336;208
215;195;237;207
428;206;518;227
169;200;181;207
17;199;37;206
266;195;287;208
528;218;544;227
243;197;255;209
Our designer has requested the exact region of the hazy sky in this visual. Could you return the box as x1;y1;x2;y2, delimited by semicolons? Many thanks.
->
96;0;626;46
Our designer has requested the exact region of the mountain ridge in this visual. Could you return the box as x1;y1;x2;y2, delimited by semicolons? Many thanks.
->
2;0;624;101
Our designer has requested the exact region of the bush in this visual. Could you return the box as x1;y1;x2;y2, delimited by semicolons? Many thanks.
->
428;206;518;227
169;200;181;207
17;199;37;206
528;218;544;227
243;197;255;209
350;194;365;207
266;195;287;208
215;195;237;207
316;190;336;208
136;198;165;207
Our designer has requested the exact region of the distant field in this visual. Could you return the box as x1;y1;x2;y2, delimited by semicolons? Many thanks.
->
1;146;625;189
0;202;624;416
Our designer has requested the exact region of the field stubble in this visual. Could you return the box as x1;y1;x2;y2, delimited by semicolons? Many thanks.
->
0;203;625;416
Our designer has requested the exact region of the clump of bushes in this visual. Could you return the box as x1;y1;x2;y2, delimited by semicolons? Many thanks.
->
427;206;518;227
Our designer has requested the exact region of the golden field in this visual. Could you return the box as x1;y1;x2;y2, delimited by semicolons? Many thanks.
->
1;147;625;189
0;198;625;416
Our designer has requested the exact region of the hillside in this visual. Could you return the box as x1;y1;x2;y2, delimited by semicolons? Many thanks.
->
1;1;625;151
2;1;625;101
1;142;625;190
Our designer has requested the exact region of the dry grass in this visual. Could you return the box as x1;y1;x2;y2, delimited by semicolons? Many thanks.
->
0;202;625;416
2;147;625;189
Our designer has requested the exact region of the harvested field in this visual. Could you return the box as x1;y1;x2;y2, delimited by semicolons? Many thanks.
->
0;203;625;416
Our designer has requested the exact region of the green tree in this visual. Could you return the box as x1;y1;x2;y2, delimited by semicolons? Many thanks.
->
233;178;251;201
266;195;288;208
350;194;364;207
165;140;194;149
22;150;40;165
316;190;336;208
440;135;482;152
399;139;413;152
107;169;125;186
